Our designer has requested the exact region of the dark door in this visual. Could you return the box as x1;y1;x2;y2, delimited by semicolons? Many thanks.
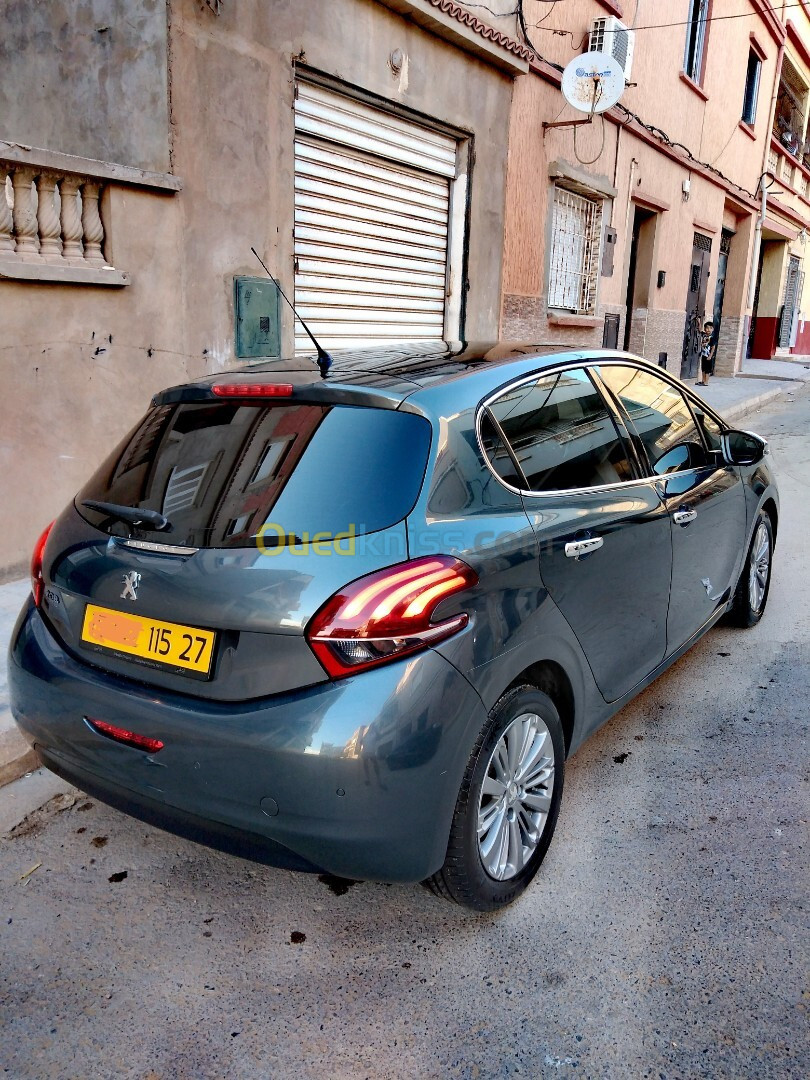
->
487;366;672;704
779;255;801;348
597;364;747;651
747;245;765;358
710;229;733;366
681;232;712;379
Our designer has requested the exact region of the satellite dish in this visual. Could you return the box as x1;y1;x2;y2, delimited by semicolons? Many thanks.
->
561;51;626;115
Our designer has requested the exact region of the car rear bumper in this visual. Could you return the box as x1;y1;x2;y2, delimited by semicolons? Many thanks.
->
8;600;487;883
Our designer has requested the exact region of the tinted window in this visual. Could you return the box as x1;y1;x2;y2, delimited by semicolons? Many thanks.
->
489;368;634;492
77;402;431;547
598;366;708;475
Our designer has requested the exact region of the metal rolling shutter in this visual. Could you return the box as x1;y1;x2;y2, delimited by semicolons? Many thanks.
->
294;82;458;351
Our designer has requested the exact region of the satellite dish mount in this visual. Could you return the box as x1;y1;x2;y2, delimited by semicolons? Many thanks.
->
544;51;625;134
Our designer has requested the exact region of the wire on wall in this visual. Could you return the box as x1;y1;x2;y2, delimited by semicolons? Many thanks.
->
515;0;774;204
573;115;607;165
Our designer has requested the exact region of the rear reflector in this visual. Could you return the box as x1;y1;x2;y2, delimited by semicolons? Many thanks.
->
212;383;293;398
86;717;164;754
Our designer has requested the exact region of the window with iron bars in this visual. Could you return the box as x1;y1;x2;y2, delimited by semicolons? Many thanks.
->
547;186;603;315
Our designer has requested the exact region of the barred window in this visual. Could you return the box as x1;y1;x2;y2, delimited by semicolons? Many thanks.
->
547;186;603;315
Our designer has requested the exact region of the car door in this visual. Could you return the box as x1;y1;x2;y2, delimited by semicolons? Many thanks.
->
485;366;672;704
596;363;747;653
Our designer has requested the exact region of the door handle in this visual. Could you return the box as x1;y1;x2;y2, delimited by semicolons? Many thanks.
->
564;536;604;560
673;508;697;526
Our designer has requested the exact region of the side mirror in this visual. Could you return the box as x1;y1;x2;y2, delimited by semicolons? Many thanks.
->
722;429;768;466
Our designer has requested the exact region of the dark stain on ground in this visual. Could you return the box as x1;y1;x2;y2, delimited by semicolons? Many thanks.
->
634;735;644;741
718;651;731;657
91;836;108;848
76;802;93;812
290;931;306;944
76;827;86;834
613;752;631;764
318;873;359;896
108;871;127;883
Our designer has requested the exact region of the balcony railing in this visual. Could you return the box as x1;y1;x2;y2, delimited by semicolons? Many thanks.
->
0;143;181;286
768;136;810;206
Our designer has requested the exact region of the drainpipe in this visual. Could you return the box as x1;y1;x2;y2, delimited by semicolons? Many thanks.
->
744;174;768;370
743;38;785;370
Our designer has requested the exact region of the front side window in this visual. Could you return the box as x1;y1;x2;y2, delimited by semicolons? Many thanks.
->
486;368;633;493
742;49;762;126
547;186;603;314
598;366;708;475
684;0;710;83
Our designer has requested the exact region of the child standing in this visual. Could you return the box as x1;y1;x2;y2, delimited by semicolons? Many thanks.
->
696;320;716;386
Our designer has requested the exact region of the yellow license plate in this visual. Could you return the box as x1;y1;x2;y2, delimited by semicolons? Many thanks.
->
82;604;216;675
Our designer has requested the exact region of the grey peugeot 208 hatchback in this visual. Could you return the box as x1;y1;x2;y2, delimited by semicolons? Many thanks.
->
9;342;778;910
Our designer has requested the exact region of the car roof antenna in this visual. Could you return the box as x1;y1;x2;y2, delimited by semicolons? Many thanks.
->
251;247;333;378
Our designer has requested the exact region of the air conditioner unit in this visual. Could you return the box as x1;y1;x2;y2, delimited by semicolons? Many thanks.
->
589;16;635;81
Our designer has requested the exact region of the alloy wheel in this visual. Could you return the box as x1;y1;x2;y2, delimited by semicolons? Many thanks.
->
748;520;771;613
477;712;555;881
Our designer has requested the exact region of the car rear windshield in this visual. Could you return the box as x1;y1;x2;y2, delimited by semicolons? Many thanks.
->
75;401;432;548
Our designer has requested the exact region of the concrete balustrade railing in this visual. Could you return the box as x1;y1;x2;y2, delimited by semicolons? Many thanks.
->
0;143;182;287
1;164;109;268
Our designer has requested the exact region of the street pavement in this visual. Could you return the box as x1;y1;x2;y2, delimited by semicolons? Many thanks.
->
0;372;808;1079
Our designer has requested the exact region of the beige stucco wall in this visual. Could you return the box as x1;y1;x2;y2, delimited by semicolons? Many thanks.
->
0;0;516;576
502;0;776;376
170;0;515;361
0;186;190;577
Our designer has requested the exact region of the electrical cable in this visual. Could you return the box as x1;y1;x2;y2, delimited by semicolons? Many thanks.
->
573;114;607;165
530;1;810;37
517;0;804;205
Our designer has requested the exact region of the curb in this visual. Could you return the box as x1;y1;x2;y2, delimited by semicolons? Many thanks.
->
0;728;38;789
720;386;785;426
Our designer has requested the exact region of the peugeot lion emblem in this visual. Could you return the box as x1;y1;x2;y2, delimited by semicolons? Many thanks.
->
120;571;141;601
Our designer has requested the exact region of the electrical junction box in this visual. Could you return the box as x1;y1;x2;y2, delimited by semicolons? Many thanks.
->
601;227;617;277
234;277;281;360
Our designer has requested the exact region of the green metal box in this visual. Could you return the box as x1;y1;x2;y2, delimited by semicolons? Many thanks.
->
234;277;281;359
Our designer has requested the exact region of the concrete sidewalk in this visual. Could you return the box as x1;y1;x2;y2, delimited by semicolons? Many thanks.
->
2;355;809;793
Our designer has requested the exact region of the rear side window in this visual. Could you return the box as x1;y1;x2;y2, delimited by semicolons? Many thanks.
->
598;365;709;474
76;402;431;547
486;368;634;493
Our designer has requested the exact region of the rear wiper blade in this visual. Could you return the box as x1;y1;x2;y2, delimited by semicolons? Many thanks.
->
81;500;170;532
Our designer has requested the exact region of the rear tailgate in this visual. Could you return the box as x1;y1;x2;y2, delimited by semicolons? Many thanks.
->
39;394;431;700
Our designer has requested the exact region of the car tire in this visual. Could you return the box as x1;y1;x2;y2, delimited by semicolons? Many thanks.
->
425;684;565;911
728;509;774;628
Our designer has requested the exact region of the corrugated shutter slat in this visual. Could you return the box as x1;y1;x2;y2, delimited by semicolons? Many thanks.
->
294;83;456;350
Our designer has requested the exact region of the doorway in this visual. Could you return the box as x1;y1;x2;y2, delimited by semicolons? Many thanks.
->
623;206;656;352
680;232;712;379
778;255;802;348
710;228;733;366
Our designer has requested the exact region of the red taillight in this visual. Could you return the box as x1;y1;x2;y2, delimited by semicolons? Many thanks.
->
86;717;164;754
212;383;293;398
30;521;55;607
306;555;478;678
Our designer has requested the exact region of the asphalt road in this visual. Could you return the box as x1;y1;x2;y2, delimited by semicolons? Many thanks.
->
2;391;808;1080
